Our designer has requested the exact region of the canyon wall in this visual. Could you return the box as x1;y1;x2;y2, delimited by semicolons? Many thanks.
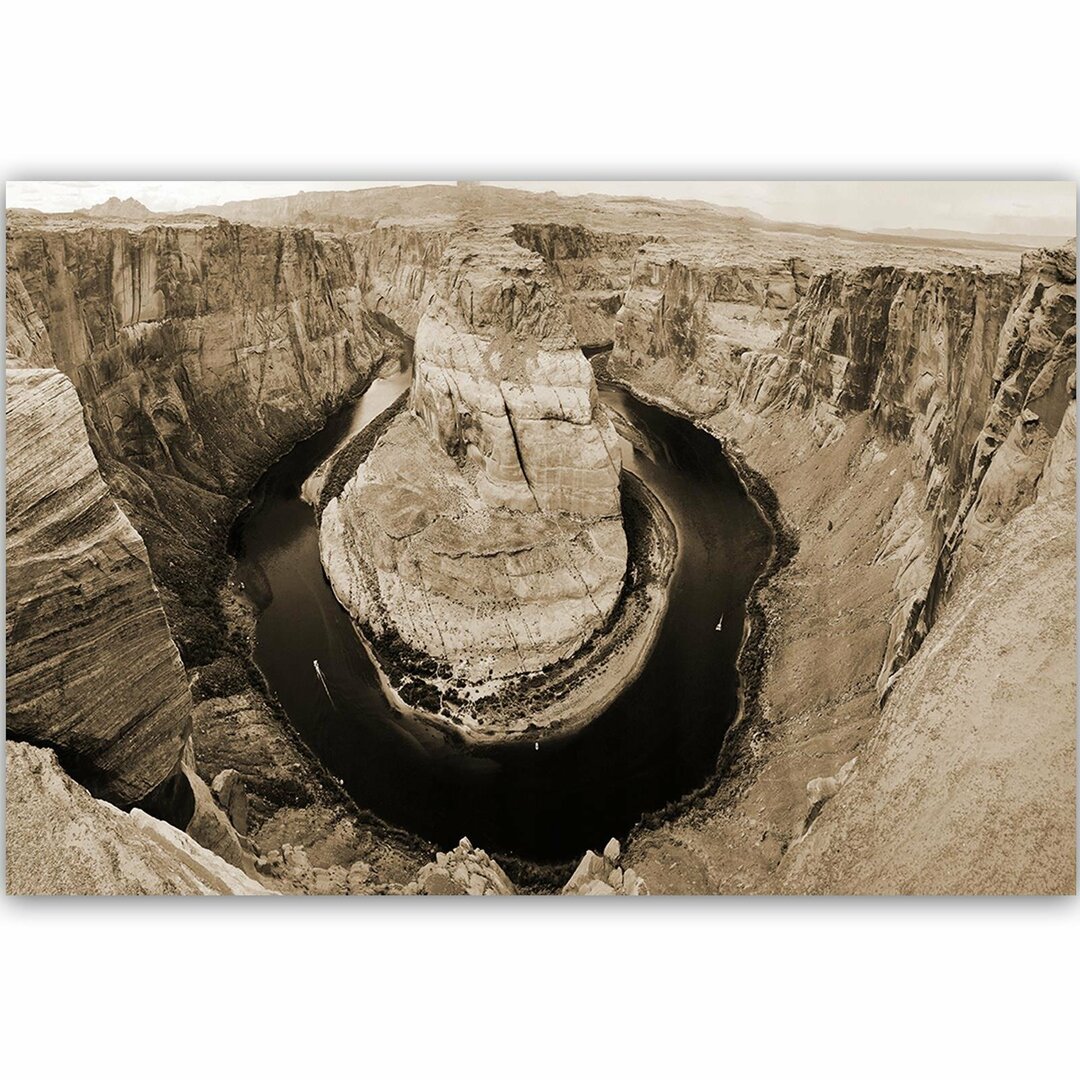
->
320;230;627;697
610;244;811;412
347;224;449;336
612;243;1074;895
781;491;1076;895
5;368;192;804
610;245;1074;692
5;220;393;657
511;222;646;348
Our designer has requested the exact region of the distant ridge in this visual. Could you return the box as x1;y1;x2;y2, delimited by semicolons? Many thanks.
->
83;196;155;220
875;225;1076;251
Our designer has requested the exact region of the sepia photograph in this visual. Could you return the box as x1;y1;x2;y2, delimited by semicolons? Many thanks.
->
5;178;1075;897
1;5;1078;1076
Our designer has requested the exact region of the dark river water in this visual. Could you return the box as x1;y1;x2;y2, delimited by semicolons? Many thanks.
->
231;367;773;864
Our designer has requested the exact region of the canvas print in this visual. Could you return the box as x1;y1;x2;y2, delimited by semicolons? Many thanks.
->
4;180;1075;896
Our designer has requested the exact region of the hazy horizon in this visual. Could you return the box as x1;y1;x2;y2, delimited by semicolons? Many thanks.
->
5;179;1075;238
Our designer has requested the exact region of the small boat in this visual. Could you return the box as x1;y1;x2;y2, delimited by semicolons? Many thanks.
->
313;659;333;704
715;615;724;632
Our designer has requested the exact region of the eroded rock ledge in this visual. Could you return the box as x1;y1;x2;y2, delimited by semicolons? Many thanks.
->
319;231;673;735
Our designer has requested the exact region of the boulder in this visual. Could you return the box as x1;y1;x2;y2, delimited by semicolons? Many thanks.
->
563;839;649;896
414;837;515;896
210;768;250;835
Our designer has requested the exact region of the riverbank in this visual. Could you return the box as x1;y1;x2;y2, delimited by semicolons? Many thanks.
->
608;377;916;892
592;368;797;835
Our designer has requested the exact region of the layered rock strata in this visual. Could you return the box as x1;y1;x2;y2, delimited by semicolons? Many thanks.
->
5;219;391;656
610;244;812;417
320;232;630;720
5;368;192;804
612;247;1074;696
612;246;1075;896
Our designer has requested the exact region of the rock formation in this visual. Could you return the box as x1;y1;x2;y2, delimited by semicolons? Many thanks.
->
611;244;813;411
320;231;628;708
781;496;1076;894
414;837;515;896
6;742;273;895
5;218;392;656
612;245;1074;697
5;368;192;804
562;837;648;896
5;186;1073;896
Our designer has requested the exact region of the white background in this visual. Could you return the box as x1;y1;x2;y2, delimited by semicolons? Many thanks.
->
2;2;1077;1077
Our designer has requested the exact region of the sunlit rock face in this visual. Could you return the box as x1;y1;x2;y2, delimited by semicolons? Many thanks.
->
320;231;627;686
5;368;192;805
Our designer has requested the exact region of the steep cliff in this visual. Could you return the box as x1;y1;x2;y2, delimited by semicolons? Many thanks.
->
5;219;392;658
5;368;192;805
610;243;811;412
611;245;1074;895
348;224;449;336
612;247;1074;695
320;230;630;725
781;494;1076;895
511;222;646;348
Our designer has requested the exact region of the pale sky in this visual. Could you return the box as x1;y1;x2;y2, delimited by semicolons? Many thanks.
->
6;179;1076;237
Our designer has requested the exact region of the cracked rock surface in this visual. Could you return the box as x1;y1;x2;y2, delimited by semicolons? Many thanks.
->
320;231;628;694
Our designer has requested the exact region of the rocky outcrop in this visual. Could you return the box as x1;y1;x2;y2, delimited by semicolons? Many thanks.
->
562;837;648;896
6;742;273;895
616;246;1074;698
511;222;645;347
610;244;812;411
414;837;515;896
5;368;191;805
348;224;449;336
83;196;156;220
320;231;628;710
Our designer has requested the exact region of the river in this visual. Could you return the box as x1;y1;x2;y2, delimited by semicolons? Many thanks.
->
231;364;773;864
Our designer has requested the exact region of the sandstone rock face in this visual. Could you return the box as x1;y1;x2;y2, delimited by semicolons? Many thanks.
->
320;231;627;689
611;245;811;411
6;742;272;896
613;245;1074;698
210;768;250;835
511;222;644;347
5;368;191;805
5;220;391;648
348;224;449;336
747;266;1017;526
781;497;1076;895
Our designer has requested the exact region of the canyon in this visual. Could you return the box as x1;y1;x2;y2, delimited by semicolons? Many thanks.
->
4;186;1075;894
